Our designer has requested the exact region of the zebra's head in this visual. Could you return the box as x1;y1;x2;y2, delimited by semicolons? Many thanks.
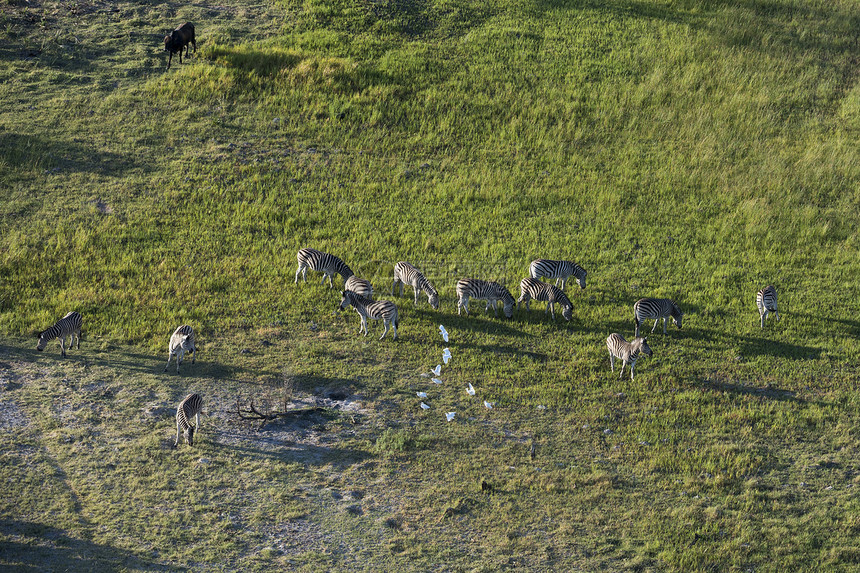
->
36;331;48;351
575;269;587;290
562;304;573;321
338;290;354;311
637;337;653;357
671;303;683;329
502;299;514;318
184;424;195;446
428;291;439;310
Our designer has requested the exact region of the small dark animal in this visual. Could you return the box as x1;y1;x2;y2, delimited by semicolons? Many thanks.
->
164;22;196;70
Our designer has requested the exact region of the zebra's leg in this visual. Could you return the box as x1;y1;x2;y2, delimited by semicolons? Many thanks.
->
195;411;200;433
548;302;556;320
361;316;368;336
618;360;625;379
174;417;182;447
164;351;173;372
634;320;640;338
630;360;635;381
191;347;195;364
651;319;659;333
295;264;302;283
391;278;398;296
609;351;615;372
491;300;499;317
663;318;668;334
75;329;81;349
380;319;389;340
560;277;567;290
60;335;67;358
760;311;766;328
176;349;183;374
413;286;420;306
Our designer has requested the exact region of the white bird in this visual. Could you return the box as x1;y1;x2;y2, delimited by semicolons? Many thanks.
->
431;364;442;377
420;402;430;410
442;348;452;364
445;412;455;422
483;401;494;409
416;391;428;398
431;378;443;384
537;405;547;410
439;325;449;342
466;383;476;396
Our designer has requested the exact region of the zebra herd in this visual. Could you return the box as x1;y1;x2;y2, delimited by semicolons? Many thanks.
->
31;248;781;446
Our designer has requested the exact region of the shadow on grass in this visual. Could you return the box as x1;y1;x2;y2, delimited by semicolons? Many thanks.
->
0;520;177;572
697;377;804;404
0;132;149;177
739;335;821;360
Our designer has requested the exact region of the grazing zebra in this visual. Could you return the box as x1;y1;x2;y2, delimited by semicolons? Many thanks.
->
36;311;82;357
174;393;203;447
391;261;439;309
517;277;573;321
756;285;779;328
606;333;653;381
633;298;683;338
345;275;374;299
164;325;196;374
529;259;587;291
295;248;354;288
456;278;515;318
338;290;399;340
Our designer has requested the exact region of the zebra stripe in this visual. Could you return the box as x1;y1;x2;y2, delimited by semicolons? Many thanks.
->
164;325;196;374
633;298;683;338
606;333;653;381
517;277;573;321
174;393;203;447
339;290;399;340
456;278;515;318
756;285;779;328
295;248;354;288
392;261;439;309
529;259;587;290
344;275;374;299
36;311;82;357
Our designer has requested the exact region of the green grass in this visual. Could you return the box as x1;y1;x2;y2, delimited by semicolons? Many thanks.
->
1;0;860;570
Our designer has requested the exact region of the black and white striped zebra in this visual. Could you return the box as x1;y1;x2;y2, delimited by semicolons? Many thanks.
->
295;248;354;288
392;261;439;309
456;278;515;318
633;298;683;338
164;325;196;374
517;277;573;321
606;333;653;381
756;285;779;328
174;393;203;447
339;290;399;340
36;311;82;357
345;275;374;299
529;259;587;291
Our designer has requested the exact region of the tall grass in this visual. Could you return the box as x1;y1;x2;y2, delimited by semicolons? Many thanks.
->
1;0;859;570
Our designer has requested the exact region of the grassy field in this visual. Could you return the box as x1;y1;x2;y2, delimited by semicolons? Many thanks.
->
1;0;859;570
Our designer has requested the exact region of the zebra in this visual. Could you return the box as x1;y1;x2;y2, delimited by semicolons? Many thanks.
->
456;278;515;318
391;261;439;309
633;298;683;338
174;393;203;447
529;259;587;291
344;275;374;299
36;311;82;357
338;290;399;340
517;277;573;321
164;325;196;374
295;248;354;288
756;285;779;328
606;333;653;381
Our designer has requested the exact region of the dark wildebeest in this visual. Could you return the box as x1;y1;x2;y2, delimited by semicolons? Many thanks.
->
164;22;196;70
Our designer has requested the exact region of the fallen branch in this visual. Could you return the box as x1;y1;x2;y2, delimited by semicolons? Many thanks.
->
235;397;325;427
